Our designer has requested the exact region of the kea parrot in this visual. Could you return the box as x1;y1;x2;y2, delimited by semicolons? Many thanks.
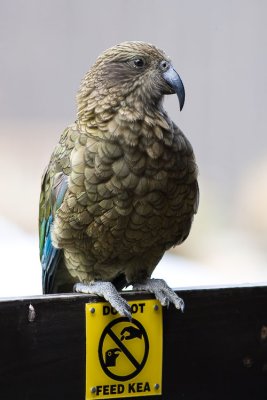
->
39;41;199;318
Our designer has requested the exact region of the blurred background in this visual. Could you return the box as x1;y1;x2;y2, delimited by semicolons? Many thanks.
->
0;0;267;297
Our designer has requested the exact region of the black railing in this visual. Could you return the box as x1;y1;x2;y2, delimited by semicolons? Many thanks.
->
0;285;267;400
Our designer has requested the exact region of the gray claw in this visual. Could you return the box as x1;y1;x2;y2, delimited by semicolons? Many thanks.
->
74;281;132;319
133;278;184;311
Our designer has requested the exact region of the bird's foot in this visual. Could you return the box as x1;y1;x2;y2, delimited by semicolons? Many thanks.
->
73;281;132;319
132;278;184;311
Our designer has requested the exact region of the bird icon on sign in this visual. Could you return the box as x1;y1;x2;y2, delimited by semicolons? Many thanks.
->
105;348;121;367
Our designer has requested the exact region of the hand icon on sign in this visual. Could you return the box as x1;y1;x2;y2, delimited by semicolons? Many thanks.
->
120;326;143;341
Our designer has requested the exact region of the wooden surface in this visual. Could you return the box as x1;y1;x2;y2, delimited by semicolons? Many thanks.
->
0;285;267;399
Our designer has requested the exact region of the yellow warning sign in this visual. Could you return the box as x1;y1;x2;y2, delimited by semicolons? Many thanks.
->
85;300;163;399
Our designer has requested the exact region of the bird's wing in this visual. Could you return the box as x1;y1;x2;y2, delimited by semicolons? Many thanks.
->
39;125;78;293
39;165;68;293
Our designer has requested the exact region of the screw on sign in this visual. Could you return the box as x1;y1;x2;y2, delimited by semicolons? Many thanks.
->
99;317;149;381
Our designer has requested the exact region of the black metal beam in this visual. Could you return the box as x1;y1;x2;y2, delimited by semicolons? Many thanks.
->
0;285;267;400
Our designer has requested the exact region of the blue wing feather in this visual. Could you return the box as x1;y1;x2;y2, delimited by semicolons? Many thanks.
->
41;215;62;293
39;172;68;293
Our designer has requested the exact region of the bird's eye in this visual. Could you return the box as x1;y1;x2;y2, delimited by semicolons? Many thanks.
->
160;60;169;71
133;58;145;68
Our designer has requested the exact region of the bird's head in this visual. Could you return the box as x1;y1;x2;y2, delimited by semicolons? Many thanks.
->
77;41;185;120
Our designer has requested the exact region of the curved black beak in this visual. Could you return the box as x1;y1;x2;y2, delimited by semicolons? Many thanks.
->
163;66;185;111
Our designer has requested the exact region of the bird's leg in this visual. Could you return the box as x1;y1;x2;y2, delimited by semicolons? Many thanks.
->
132;278;184;311
73;282;132;319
